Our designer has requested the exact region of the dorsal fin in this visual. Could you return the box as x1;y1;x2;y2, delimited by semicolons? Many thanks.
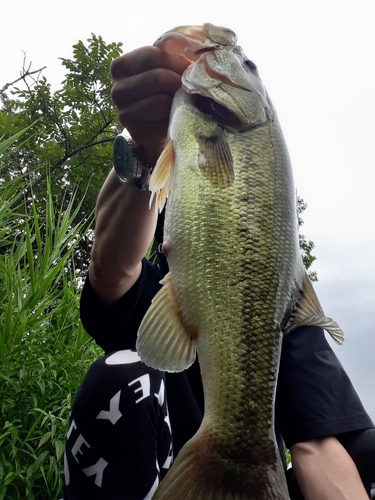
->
286;271;344;345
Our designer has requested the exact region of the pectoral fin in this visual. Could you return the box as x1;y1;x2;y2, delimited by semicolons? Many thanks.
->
287;271;344;345
149;141;175;213
136;274;198;372
198;126;234;187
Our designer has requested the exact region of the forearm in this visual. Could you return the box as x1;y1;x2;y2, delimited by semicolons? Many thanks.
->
291;437;369;500
89;168;157;303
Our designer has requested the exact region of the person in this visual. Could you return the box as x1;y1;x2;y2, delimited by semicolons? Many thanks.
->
64;45;375;500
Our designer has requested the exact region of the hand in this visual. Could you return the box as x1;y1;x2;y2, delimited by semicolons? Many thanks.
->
110;46;190;166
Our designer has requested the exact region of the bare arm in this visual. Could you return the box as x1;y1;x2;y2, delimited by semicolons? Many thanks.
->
291;437;369;500
89;169;157;302
89;46;190;303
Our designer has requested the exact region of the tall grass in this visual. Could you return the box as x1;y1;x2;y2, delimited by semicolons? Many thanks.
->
0;131;101;499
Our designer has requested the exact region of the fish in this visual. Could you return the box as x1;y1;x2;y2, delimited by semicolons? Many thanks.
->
136;23;343;500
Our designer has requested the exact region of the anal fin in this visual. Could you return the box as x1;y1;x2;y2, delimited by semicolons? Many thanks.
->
136;274;197;372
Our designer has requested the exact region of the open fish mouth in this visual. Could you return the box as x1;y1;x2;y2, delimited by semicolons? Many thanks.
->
190;93;268;132
191;94;243;129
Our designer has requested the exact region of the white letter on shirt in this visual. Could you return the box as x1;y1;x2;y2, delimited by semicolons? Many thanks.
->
71;434;91;463
96;390;122;425
82;457;108;487
128;374;150;404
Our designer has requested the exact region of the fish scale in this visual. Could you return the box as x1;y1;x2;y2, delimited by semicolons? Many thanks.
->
137;23;343;499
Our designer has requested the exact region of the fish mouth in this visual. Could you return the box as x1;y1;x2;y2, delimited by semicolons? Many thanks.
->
191;94;243;129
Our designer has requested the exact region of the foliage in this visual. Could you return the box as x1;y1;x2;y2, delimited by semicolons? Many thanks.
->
0;35;123;499
0;120;40;155
0;131;101;499
0;34;123;274
297;196;317;281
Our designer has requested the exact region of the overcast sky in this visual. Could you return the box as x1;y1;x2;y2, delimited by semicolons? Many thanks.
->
2;1;374;421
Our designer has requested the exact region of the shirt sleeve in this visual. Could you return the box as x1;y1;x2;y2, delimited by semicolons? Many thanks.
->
80;259;164;353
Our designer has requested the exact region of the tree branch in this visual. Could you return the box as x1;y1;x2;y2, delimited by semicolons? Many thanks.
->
1;66;46;96
25;134;115;194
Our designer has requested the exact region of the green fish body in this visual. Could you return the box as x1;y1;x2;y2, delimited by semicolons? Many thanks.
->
137;24;343;500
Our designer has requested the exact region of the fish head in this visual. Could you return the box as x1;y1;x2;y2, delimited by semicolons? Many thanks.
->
183;49;273;131
155;24;274;131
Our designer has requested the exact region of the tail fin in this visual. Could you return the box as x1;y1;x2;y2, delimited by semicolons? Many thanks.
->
153;431;290;500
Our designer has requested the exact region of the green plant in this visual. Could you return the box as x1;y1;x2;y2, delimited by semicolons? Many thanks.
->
0;147;100;498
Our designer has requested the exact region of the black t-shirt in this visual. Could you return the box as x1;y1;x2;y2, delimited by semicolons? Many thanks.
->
68;257;374;499
64;349;173;499
80;258;373;451
80;259;204;455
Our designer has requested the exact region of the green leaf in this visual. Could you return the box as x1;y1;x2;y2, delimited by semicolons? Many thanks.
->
0;119;41;154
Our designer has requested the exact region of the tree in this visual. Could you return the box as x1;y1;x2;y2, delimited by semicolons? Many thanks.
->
0;34;123;275
297;196;318;281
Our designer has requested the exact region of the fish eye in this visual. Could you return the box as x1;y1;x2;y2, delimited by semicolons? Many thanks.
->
244;59;257;71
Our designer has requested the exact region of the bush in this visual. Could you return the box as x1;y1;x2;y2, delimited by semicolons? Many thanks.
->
0;150;100;499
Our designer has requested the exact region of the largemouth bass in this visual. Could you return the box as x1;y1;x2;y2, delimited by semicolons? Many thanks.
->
137;23;343;500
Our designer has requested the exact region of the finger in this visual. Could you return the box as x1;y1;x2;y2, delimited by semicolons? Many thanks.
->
111;68;182;108
117;93;174;125
111;45;191;79
123;119;170;166
125;120;169;149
